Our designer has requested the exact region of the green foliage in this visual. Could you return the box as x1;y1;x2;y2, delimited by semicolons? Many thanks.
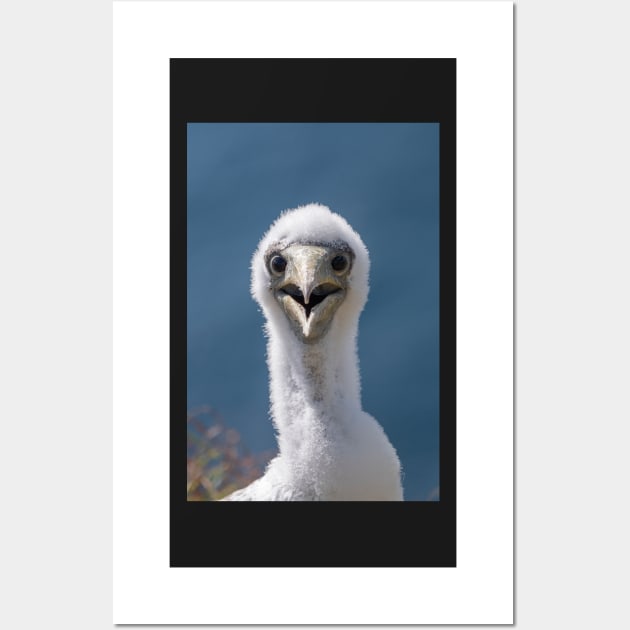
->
187;405;275;501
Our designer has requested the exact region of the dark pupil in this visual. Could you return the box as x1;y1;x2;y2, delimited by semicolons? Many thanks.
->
331;255;347;272
270;255;287;273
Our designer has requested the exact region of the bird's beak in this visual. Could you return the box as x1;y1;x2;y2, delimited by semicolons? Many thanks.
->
274;245;347;343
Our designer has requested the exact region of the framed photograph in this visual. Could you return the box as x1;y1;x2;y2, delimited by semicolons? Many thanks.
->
114;1;512;623
173;58;456;568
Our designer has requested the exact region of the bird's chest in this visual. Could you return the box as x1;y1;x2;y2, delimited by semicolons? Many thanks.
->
287;420;395;501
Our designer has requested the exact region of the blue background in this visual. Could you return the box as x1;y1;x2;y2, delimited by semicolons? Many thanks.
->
187;123;439;501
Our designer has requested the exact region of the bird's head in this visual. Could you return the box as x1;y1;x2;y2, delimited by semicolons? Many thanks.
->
252;204;370;344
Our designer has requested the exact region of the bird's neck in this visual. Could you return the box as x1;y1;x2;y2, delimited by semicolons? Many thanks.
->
266;319;362;461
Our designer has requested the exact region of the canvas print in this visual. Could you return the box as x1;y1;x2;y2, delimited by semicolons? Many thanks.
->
114;3;514;616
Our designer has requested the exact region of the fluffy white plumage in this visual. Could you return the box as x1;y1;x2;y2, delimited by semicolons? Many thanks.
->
223;203;403;501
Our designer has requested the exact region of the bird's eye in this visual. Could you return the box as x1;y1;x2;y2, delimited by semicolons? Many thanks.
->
269;255;287;275
331;255;349;273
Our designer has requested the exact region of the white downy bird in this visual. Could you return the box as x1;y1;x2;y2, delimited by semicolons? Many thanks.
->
223;203;403;501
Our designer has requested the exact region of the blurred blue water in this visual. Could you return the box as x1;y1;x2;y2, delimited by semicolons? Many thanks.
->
187;123;439;501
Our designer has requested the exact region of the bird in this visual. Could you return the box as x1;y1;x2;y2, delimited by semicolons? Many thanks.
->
223;203;403;501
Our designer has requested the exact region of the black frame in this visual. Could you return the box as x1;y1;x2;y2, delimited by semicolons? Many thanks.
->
171;59;456;567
